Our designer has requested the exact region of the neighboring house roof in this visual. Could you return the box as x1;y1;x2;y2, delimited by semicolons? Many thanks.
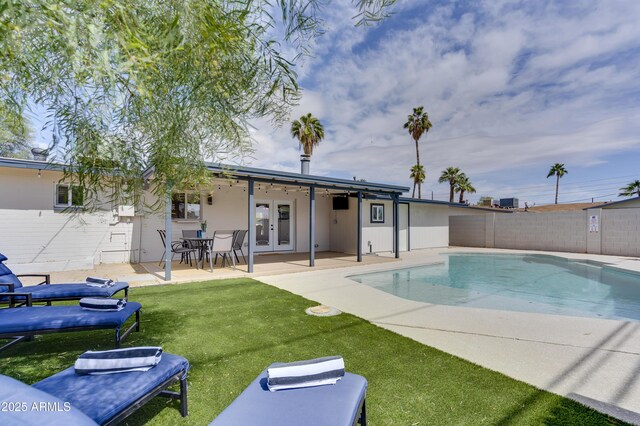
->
449;204;514;213
583;198;640;210
517;202;605;213
398;197;466;207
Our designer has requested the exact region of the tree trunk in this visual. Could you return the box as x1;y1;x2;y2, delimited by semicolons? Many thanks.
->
414;139;421;199
449;180;455;203
459;190;465;203
555;174;559;204
412;181;416;198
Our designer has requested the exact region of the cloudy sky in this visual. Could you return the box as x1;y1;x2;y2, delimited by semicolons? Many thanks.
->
247;0;640;205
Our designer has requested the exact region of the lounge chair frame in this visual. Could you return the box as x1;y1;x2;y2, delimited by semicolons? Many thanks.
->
0;292;140;353
103;367;189;425
0;281;129;306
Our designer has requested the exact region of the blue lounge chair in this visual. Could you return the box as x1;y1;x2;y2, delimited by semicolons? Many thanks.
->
0;293;141;353
0;353;189;425
0;253;128;304
210;368;368;426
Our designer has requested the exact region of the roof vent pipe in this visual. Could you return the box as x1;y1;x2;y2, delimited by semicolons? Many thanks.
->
300;154;310;175
31;148;49;161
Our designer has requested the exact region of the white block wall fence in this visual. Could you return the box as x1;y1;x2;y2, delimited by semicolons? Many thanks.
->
450;207;640;257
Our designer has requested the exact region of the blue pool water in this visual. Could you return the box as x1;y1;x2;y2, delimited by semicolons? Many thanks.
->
350;254;640;321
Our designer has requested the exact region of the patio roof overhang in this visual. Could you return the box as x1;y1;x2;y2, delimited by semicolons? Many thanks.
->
0;156;65;172
204;163;409;195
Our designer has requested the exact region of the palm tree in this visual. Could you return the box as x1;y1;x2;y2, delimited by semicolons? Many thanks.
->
454;173;476;203
438;167;461;203
409;164;426;198
403;106;432;198
546;163;568;204
291;113;325;173
619;180;640;197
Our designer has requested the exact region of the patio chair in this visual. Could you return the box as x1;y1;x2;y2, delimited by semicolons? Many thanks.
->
0;253;128;305
232;230;248;264
0;352;189;425
209;363;367;426
0;292;141;353
157;230;198;268
206;230;235;272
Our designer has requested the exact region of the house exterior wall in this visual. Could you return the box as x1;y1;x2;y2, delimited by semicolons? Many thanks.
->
409;204;449;249
0;167;139;272
328;196;358;254
399;203;408;251
362;199;394;254
139;185;332;262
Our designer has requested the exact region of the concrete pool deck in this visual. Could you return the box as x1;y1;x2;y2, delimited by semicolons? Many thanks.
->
258;248;640;424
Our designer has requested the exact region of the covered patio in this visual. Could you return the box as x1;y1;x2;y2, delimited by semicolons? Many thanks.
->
151;163;409;281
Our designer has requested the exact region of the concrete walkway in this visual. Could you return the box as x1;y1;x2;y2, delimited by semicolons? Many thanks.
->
25;246;640;422
258;248;640;424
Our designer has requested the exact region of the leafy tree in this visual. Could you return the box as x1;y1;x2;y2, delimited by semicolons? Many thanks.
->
546;163;568;204
478;196;494;207
409;164;425;198
0;104;31;158
619;180;640;197
403;106;432;198
0;0;396;208
454;173;476;203
438;166;461;203
291;113;325;156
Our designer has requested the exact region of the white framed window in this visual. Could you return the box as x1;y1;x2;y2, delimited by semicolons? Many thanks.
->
171;192;201;220
370;203;384;223
55;184;84;207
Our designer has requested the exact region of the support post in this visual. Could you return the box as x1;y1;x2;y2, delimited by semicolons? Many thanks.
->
165;189;172;281
393;195;400;258
309;186;315;267
247;178;255;273
357;191;362;262
407;203;411;251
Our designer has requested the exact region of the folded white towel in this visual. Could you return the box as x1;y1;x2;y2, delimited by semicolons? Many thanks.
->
79;297;126;311
75;347;163;375
86;277;115;287
267;356;345;392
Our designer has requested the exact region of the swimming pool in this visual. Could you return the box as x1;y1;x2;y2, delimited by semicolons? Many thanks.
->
349;253;640;321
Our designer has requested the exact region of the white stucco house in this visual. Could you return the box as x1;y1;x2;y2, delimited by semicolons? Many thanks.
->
0;156;484;276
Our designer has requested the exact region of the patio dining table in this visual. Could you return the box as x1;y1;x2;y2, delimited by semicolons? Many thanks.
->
181;236;215;272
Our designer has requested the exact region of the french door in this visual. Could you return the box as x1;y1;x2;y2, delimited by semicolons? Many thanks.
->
254;200;294;252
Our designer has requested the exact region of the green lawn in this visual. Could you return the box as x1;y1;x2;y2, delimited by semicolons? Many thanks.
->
3;279;625;425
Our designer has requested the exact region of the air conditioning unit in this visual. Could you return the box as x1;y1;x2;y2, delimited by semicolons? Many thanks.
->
117;205;135;217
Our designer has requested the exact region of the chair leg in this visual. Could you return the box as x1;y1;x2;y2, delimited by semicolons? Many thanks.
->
234;250;240;263
159;252;165;267
180;375;188;417
359;399;366;425
230;251;236;270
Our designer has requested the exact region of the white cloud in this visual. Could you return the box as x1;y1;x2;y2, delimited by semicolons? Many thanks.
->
247;0;640;204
